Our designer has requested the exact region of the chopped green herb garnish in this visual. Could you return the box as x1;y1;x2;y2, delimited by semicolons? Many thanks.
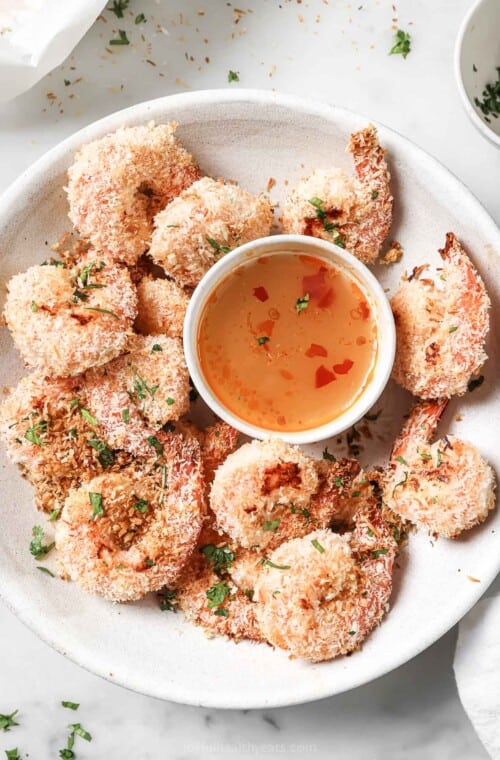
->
166;397;175;406
30;300;39;312
132;368;159;399
449;326;458;333
322;447;336;461
289;502;310;520
474;68;500;122
5;749;21;759
372;548;389;558
159;589;177;611
109;29;130;45
68;428;78;439
30;525;55;560
145;559;155;567
263;519;280;532
311;538;325;553
61;702;79;711
109;0;129;18
206;580;231;609
370;190;379;200
89;492;104;520
24;419;47;446
468;375;484;393
308;197;346;246
200;544;234;574
257;336;270;345
389;29;411;59
436;449;442;467
264;559;291;570
84;307;120;319
348;630;356;636
135;12;146;23
48;508;60;521
133;498;148;513
243;588;254;601
121;408;130;423
80;408;98;426
334;476;343;487
206;236;231;255
87;435;114;468
213;607;229;617
151;344;163;353
37;566;55;577
392;470;408;497
367;528;374;537
147;435;163;456
351;490;361;498
473;63;477;73
64;79;71;86
67;724;91;742
295;293;310;314
0;711;19;732
69;398;81;409
396;455;408;466
228;70;240;82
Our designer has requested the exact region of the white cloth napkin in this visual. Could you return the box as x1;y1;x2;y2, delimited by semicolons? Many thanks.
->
454;582;500;759
0;0;107;103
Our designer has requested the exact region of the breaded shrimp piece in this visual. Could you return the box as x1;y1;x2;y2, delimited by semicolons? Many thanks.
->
135;276;189;338
254;505;396;662
67;123;200;265
0;372;130;513
175;523;263;642
391;233;491;398
84;334;190;457
3;256;137;377
383;399;496;538
149;177;274;288
56;434;204;602
282;125;392;265
210;438;319;549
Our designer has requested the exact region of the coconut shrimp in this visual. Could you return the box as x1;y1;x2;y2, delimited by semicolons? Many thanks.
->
3;256;137;377
391;233;490;398
83;334;190;457
56;434;204;602
210;438;319;549
282;125;392;265
67;123;200;265
253;504;396;661
383;399;496;538
175;522;263;642
0;372;130;513
149;177;274;288
134;276;189;339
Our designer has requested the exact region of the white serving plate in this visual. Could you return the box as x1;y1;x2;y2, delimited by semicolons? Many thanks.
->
0;89;498;709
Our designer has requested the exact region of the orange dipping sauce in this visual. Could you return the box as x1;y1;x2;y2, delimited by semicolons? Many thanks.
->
197;253;378;432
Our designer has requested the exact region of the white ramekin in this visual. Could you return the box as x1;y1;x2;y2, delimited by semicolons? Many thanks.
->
183;234;395;444
454;0;500;148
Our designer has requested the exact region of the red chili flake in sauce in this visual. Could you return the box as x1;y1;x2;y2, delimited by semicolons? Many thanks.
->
302;268;333;307
333;359;354;375
359;300;370;320
315;365;336;388
305;343;328;358
253;286;269;302
257;319;275;336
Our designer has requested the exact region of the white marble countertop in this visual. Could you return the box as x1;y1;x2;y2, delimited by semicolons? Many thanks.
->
0;1;499;757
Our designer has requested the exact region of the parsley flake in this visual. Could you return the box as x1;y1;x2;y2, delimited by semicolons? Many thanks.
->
206;236;231;255
147;435;163;457
87;435;114;468
135;13;146;24
80;408;98;426
396;455;409;466
30;525;55;560
5;750;21;760
166;397;175;406
109;0;129;18
206;580;231;609
200;544;234;574
228;70;240;82
0;711;19;732
133;498;148;513
264;559;291;570
263;519;280;532
24;419;47;446
68;723;91;742
257;336;270;345
311;538;325;553
389;29;411;59
30;300;39;313
61;702;79;711
37;566;55;577
121;408;130;423
109;30;130;45
322;447;336;462
214;607;229;617
308;197;346;246
151;344;163;353
295;293;310;314
159;589;177;611
372;548;389;558
89;492;104;520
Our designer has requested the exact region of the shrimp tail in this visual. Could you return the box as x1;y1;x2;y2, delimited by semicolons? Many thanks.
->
391;399;449;460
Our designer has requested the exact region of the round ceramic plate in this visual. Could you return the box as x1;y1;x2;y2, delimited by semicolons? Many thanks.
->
0;90;499;709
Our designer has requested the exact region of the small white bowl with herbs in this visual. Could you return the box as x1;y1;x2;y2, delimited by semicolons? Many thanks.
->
455;0;500;147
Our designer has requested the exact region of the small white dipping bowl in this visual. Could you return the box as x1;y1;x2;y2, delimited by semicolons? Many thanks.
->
455;0;500;147
184;234;395;444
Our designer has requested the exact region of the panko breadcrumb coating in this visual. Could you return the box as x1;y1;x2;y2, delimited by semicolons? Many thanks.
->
135;276;189;338
175;523;263;642
391;233;490;398
0;372;131;513
56;434;204;602
282;125;392;265
149;177;274;288
84;334;190;457
254;504;396;661
3;256;137;377
67;122;200;265
210;438;319;549
384;399;496;538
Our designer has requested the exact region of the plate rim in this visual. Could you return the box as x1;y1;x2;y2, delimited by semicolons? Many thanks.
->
0;88;499;709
